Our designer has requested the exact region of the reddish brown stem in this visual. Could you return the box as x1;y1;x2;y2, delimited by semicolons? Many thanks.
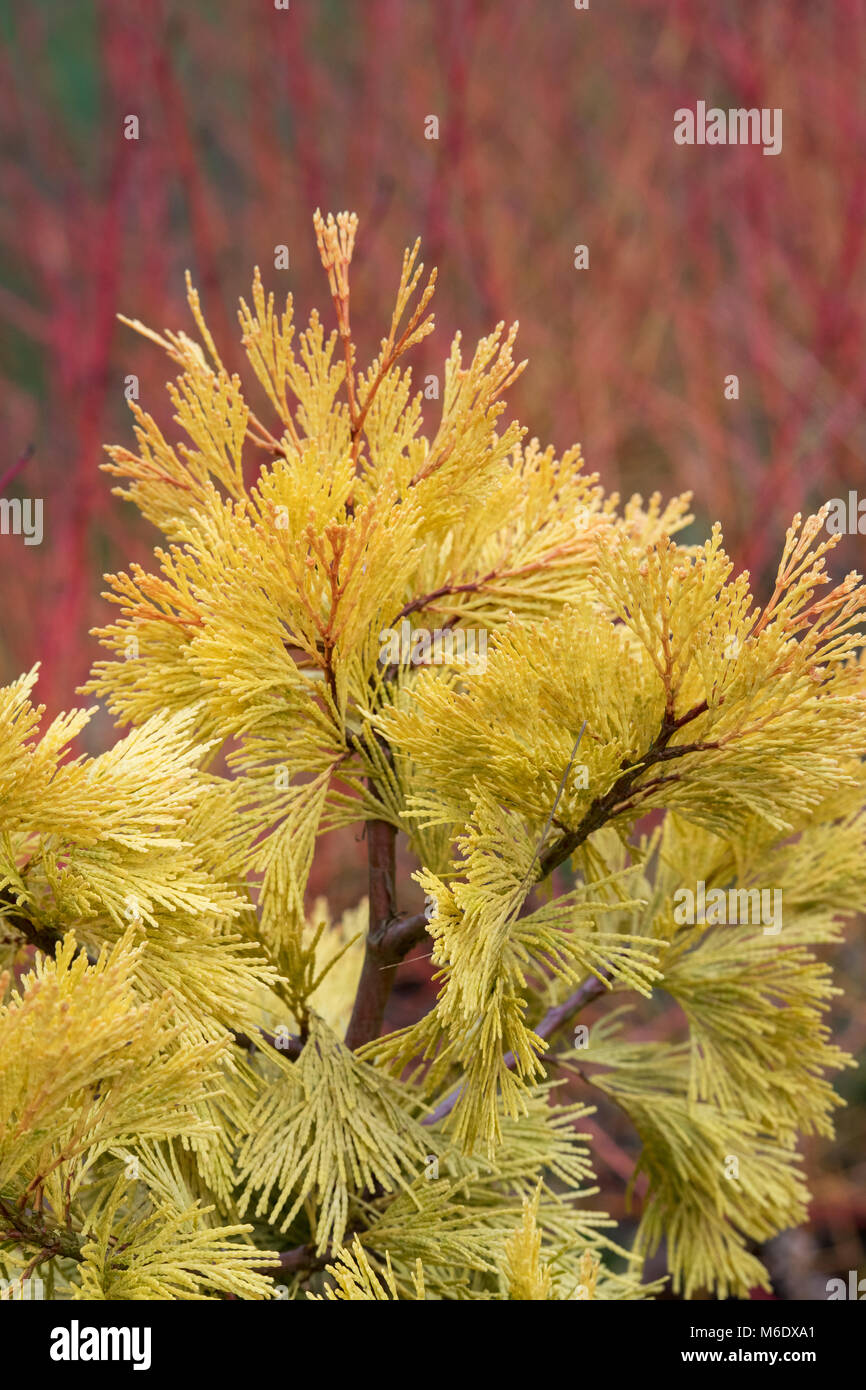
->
344;817;398;1051
343;798;430;1051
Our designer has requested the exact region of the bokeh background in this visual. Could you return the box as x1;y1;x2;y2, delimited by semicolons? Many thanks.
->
1;0;863;1297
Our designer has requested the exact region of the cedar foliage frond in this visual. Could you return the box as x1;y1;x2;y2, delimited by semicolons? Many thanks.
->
312;1236;426;1302
502;1186;554;1300
235;1016;430;1252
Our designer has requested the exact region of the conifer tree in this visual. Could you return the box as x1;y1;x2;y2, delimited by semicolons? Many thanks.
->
2;210;864;1300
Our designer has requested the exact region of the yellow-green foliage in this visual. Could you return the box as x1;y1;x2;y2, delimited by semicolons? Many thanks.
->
2;211;865;1300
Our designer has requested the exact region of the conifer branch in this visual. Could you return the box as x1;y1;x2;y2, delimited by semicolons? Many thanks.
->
397;554;575;621
379;910;430;959
263;1218;368;1281
0;1196;84;1264
269;1242;331;1276
397;566;514;618
423;972;611;1127
0;885;99;964
536;701;714;881
532;971;612;1044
